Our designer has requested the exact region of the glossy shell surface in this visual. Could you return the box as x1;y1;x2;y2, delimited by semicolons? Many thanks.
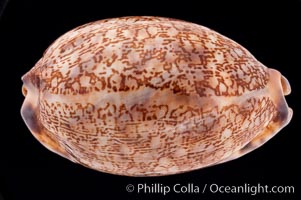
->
21;16;292;176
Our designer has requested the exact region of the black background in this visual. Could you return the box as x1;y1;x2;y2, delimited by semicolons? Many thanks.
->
0;0;300;199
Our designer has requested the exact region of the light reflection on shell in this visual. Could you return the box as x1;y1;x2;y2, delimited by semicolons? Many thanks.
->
21;16;292;176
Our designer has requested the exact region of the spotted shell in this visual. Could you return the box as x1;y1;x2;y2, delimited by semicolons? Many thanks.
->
21;16;292;176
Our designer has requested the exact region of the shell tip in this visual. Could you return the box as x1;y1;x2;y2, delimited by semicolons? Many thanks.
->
281;75;291;95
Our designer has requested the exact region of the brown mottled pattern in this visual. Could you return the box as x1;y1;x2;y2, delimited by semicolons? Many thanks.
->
21;16;292;176
41;17;268;97
39;97;276;175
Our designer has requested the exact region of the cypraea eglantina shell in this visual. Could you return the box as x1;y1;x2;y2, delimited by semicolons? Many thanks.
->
21;16;292;176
